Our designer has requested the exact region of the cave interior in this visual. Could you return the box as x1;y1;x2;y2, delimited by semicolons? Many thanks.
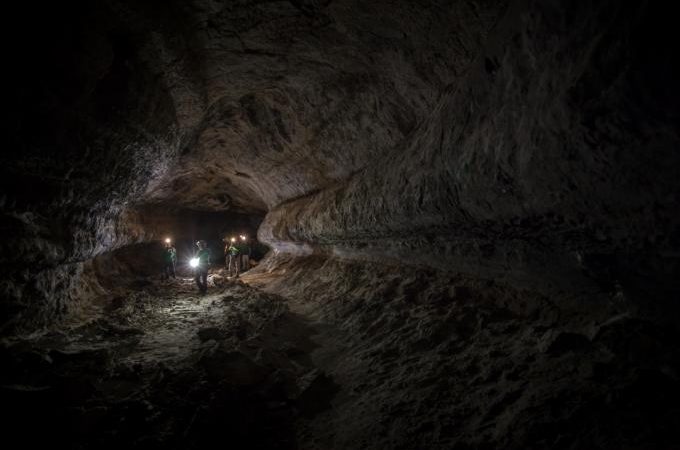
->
2;0;680;449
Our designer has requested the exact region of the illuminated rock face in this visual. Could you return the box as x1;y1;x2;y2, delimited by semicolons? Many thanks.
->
3;0;506;328
2;0;680;447
3;0;679;331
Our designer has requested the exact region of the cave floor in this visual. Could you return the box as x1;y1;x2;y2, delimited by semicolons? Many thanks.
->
1;273;342;449
2;264;680;449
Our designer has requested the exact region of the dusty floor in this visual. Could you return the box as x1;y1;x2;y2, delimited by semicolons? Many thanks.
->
0;273;341;450
2;262;680;449
247;256;680;450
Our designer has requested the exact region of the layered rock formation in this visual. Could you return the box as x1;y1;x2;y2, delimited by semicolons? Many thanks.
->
261;1;680;291
3;0;505;330
2;0;679;448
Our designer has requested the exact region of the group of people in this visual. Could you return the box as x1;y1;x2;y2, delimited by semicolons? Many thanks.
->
161;235;253;294
224;235;251;278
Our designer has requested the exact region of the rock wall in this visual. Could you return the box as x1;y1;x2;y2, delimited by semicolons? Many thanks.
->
3;1;180;332
3;0;679;337
2;0;505;331
260;0;680;298
2;1;679;447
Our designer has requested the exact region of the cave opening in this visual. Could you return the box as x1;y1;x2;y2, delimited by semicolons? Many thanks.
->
84;203;268;285
3;0;680;448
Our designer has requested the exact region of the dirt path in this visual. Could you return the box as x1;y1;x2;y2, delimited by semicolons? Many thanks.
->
4;265;678;449
0;274;344;450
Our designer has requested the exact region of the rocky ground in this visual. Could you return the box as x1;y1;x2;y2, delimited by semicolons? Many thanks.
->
2;258;680;449
0;272;340;450
3;1;679;448
247;256;680;450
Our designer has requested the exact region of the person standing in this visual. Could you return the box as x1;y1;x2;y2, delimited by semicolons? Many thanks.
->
163;242;177;279
223;237;230;267
239;235;251;273
194;240;211;293
226;237;241;278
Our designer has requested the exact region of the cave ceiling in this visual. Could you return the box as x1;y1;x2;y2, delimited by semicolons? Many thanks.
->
106;0;506;213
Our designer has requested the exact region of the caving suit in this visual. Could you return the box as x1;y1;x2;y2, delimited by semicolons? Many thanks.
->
194;248;211;293
239;242;251;273
163;246;177;279
226;244;240;277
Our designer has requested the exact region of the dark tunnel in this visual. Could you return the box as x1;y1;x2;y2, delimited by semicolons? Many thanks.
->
2;0;680;449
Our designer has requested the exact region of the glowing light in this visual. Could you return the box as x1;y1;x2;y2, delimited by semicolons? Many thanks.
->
230;237;236;243
190;258;199;268
240;235;247;241
165;238;171;244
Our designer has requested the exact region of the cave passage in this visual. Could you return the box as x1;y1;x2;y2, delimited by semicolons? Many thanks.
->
3;0;680;449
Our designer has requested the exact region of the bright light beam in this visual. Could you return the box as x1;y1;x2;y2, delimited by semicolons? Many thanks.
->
190;258;199;268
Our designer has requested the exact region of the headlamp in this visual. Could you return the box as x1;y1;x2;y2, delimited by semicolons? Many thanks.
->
190;258;199;268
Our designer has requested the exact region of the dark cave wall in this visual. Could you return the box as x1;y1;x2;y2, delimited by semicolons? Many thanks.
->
140;0;505;210
129;205;261;242
2;1;182;331
1;2;679;447
1;2;678;447
259;0;680;297
3;0;679;332
2;0;506;332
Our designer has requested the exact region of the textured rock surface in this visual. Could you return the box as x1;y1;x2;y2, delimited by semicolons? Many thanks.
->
2;0;680;448
3;0;505;330
1;280;310;449
245;255;680;449
260;0;680;288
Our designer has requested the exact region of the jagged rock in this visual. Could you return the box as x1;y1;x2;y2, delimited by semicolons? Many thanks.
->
2;0;679;448
295;371;340;417
200;349;270;385
197;327;226;342
545;332;592;356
